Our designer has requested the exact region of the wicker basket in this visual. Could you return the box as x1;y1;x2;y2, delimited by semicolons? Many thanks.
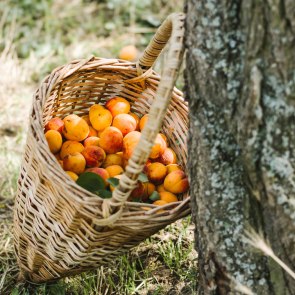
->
14;13;189;283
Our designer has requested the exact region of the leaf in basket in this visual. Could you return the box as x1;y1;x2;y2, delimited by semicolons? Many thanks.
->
95;189;112;199
138;172;149;183
131;198;142;203
107;177;120;187
76;172;105;192
149;191;160;201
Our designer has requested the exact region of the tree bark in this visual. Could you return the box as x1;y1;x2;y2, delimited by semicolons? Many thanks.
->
185;0;295;294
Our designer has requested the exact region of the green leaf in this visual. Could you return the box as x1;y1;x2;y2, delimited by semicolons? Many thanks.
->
95;189;112;199
138;172;148;183
149;191;160;201
107;177;120;187
131;198;141;203
76;172;105;192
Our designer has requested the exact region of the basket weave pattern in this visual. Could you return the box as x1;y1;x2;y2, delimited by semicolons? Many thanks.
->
14;13;190;282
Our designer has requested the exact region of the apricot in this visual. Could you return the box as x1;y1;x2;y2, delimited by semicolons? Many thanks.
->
129;112;140;130
153;200;168;206
159;192;178;203
102;153;124;168
164;170;189;194
159;133;169;146
105;97;130;117
105;165;124;178
82;146;106;167
119;45;138;61
157;184;167;193
45;130;62;153
142;182;156;201
45;117;64;133
81;115;91;125
150;134;167;159
85;167;109;187
159;148;177;165
146;162;167;185
89;104;112;131
63;152;86;175
129;181;144;200
60;141;84;159
166;164;182;174
65;171;79;181
139;114;148;131
87;126;98;137
84;136;100;148
99;127;123;154
62;114;89;141
122;131;141;160
112;114;137;136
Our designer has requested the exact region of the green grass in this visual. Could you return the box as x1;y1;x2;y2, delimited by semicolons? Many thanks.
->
0;0;194;294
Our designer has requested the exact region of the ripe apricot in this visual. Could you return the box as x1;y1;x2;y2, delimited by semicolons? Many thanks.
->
146;162;167;185
159;133;169;146
45;130;62;153
142;182;156;201
157;184;167;193
129;181;144;200
89;104;112;131
150;134;167;159
45;117;64;133
112;113;137;136
84;136;100;148
118;45;138;61
139;114;148;131
153;200;168;206
105;97;130;117
82;146;106;167
99;127;123;154
85;167;109;187
81;115;91;125
122;131;141;160
63;152;86;175
159;148;177;165
60;141;84;159
159;192;178;203
65;171;79;181
102;153;123;168
105;165;124;178
164;170;189;194
63;114;89;141
129;112;140;130
87;126;98;137
166;164;182;174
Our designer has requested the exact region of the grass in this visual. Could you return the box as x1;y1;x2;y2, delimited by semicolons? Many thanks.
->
0;0;194;293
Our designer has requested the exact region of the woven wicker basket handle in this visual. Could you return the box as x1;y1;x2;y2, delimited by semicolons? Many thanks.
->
105;13;185;217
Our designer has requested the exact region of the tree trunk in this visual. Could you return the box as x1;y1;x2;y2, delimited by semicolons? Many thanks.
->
185;0;295;294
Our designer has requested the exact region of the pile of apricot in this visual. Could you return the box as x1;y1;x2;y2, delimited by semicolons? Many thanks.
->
44;96;189;206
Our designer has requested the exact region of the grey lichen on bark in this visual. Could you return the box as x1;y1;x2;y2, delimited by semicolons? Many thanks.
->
185;0;295;294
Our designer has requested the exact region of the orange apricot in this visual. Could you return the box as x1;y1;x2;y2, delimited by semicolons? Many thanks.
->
159;133;169;146
118;45;138;61
45;130;62;153
84;136;100;148
164;170;189;194
85;167;109;187
65;171;79;181
87;126;98;138
102;153;123;168
139;114;148;131
82;146;106;167
166;164;182;174
89;104;112;131
159;148;177;165
63;152;86;175
150;134;167;159
142;182;156;201
129;181;145;200
129;112;140;130
99;127;123;154
105;97;130;117
146;162;167;185
122;131;141;160
112;113;137;136
45;117;64;133
153;200;168;206
159;191;178;203
81;115;91;125
105;165;124;178
157;184;167;193
62;114;89;141
60;141;84;159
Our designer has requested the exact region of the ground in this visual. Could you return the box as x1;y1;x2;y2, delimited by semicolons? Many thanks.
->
0;1;196;294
